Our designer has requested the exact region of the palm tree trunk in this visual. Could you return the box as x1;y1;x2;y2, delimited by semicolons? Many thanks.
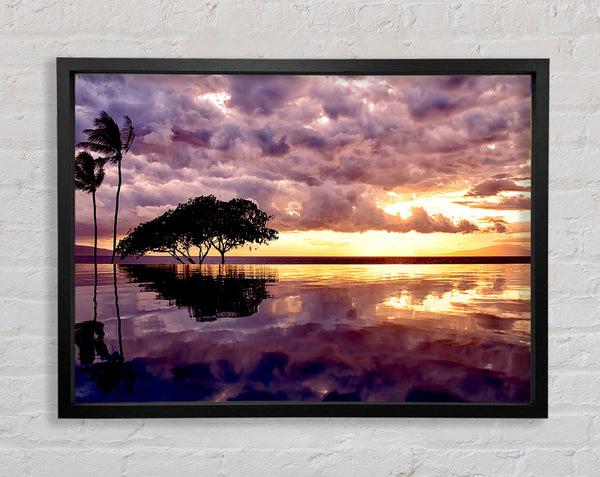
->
92;190;98;321
111;159;122;264
92;190;98;276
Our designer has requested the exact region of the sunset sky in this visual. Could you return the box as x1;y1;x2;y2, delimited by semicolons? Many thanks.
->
74;73;531;257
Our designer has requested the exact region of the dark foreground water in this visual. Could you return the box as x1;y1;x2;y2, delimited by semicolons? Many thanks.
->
74;263;531;403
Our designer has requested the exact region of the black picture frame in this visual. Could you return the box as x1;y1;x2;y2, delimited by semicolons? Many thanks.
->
57;58;548;418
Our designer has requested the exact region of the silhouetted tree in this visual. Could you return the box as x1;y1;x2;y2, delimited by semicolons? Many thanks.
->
172;195;219;263
116;196;278;264
74;151;105;280
78;111;135;264
117;210;196;264
211;198;279;264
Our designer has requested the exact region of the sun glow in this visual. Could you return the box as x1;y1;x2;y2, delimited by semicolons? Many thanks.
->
382;190;476;221
197;92;231;112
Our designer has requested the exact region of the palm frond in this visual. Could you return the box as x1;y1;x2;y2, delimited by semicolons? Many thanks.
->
74;177;92;192
120;115;135;153
74;152;95;193
81;111;122;151
74;151;106;193
80;130;115;147
77;144;119;166
94;111;121;137
77;140;115;154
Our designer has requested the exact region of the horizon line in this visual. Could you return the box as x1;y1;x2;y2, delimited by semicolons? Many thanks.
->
75;255;531;265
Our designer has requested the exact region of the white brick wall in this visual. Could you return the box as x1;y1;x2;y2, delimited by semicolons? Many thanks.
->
0;1;598;475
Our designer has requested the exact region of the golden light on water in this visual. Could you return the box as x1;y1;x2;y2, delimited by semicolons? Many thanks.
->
381;286;530;319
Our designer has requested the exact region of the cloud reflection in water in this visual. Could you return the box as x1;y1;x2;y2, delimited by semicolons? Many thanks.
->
74;263;530;403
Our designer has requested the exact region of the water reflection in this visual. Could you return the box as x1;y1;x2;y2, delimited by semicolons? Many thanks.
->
74;264;136;395
120;264;277;321
74;263;531;403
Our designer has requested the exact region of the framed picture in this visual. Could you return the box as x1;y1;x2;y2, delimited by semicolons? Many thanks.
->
57;58;548;418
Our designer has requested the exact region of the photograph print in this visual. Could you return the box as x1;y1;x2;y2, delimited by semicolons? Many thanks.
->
71;68;534;410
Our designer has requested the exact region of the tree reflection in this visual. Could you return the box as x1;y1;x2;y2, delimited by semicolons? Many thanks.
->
121;264;277;321
74;264;136;394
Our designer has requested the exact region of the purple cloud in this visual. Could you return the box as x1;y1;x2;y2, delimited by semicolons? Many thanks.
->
227;75;305;116
467;179;530;197
456;195;531;210
74;73;531;245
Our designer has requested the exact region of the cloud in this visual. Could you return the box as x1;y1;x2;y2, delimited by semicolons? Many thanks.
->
466;179;530;197
211;123;241;151
171;126;212;147
463;111;509;142
252;127;290;156
456;195;531;210
74;73;532;244
274;185;480;234
227;75;305;116
394;207;480;234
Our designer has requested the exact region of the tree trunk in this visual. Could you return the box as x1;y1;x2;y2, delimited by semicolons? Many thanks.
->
220;251;225;264
92;190;98;321
111;158;122;264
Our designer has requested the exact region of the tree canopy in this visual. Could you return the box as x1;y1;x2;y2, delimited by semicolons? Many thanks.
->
116;196;278;264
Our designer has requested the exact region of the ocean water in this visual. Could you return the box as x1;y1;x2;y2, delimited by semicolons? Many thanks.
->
74;263;531;403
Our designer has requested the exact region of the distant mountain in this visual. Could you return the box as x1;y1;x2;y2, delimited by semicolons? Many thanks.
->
442;244;530;257
75;245;114;256
75;244;178;264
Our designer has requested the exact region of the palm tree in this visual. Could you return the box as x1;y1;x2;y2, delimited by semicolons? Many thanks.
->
77;111;135;263
74;151;105;275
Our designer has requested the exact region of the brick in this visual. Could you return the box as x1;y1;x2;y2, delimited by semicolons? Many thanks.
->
520;449;576;476
11;0;68;32
575;447;600;476
221;447;415;477
127;449;225;477
587;113;600;145
573;34;600;66
552;113;588;144
548;261;600;299
356;4;403;33
30;449;123;477
549;296;600;328
308;2;357;32
552;71;600;108
551;373;600;407
413;448;523;477
0;449;33;477
452;2;502;34
494;415;590;445
551;332;600;369
217;1;306;34
0;335;56;375
410;3;454;32
549;146;600;189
